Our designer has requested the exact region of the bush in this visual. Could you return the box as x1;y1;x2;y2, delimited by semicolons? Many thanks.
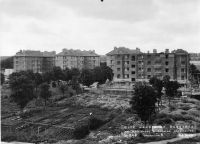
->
73;125;90;139
169;105;176;111
154;117;174;125
180;105;191;111
89;116;107;130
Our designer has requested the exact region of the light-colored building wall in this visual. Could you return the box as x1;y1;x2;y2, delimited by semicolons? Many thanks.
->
14;50;55;73
106;47;189;84
55;49;100;70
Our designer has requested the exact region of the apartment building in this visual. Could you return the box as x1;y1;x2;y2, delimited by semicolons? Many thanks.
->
106;47;189;84
55;49;100;70
14;50;55;73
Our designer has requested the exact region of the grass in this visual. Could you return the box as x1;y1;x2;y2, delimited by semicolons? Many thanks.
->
167;136;200;144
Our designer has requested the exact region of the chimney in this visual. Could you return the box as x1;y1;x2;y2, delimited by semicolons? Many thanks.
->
147;50;149;53
153;49;157;53
136;47;140;52
165;49;169;53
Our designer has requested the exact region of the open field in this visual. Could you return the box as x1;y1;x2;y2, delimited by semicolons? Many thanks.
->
1;85;200;143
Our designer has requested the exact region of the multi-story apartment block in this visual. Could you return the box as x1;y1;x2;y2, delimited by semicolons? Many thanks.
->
55;49;100;70
106;47;189;84
14;50;55;73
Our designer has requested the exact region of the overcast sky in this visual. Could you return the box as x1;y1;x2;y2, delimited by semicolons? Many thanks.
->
0;0;200;56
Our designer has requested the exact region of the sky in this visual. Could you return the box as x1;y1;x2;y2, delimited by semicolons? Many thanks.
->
0;0;200;56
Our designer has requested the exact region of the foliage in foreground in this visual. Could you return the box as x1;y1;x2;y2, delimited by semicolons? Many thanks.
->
130;82;157;124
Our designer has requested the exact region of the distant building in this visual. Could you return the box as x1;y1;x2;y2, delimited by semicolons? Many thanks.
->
55;49;100;70
106;47;189;84
100;55;107;67
14;50;55;73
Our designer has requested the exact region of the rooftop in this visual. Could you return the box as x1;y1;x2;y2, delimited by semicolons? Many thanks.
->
15;50;56;57
57;49;99;57
106;47;141;55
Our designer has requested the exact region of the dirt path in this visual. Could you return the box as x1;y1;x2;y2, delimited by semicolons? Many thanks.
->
138;133;200;144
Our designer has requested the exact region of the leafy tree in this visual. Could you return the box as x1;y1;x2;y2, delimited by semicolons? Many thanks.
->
9;74;35;110
1;73;5;85
63;67;71;81
70;76;81;93
39;82;51;106
80;69;94;87
34;73;43;95
189;64;200;86
164;80;180;105
59;83;68;96
70;68;80;80
0;57;13;69
101;65;114;81
130;82;157;125
42;71;54;83
93;66;104;84
52;66;65;81
149;76;163;106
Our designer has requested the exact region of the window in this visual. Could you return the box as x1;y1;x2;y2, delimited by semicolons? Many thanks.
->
125;74;129;78
117;74;121;78
181;68;185;72
132;78;135;82
147;68;151;72
117;61;120;65
132;71;135;74
131;56;135;61
147;61;151;65
117;68;120;71
165;55;168;59
181;75;185;80
165;68;169;72
126;61;129;64
125;68;129;71
181;61;185;65
117;55;120;58
148;75;151;79
139;67;142;71
132;65;135;68
165;61;169;65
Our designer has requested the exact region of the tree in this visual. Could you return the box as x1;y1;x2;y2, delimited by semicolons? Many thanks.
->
70;76;81;93
9;74;35;110
149;76;163;106
52;66;65;81
59;82;68;96
70;68;80;80
63;67;71;81
34;73;43;95
39;82;51;106
0;57;13;69
1;73;5;85
189;64;200;86
101;65;114;81
164;80;180;105
80;69;94;87
130;82;157;125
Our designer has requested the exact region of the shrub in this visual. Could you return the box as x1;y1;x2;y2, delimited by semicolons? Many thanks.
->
180;105;191;111
89;116;108;130
169;105;176;111
73;125;90;139
154;117;174;125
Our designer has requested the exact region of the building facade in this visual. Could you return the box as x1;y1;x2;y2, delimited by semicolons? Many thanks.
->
14;50;55;73
106;47;189;84
55;49;100;70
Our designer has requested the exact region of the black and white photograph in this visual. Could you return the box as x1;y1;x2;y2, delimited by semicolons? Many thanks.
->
0;0;200;143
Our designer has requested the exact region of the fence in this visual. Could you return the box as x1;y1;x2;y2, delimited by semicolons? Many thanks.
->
1;122;75;141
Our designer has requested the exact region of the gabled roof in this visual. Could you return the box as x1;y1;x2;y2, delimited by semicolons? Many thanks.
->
15;50;55;57
106;47;141;56
172;49;188;54
57;49;99;57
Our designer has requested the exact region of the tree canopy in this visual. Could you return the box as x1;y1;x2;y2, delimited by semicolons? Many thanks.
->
130;82;157;124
